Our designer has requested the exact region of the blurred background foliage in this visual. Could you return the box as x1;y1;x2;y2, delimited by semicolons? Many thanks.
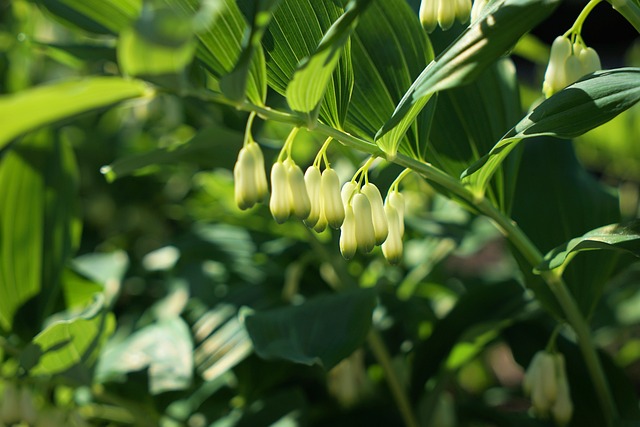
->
0;0;639;426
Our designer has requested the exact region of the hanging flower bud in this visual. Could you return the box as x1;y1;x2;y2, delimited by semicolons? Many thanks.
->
246;142;269;201
341;181;358;206
578;46;601;76
314;211;328;233
270;161;291;223
340;204;358;259
382;202;403;264
321;168;345;229
543;36;572;98
420;0;471;33
361;183;388;245
285;159;311;220
304;166;322;228
352;193;376;253
388;191;405;237
234;146;259;210
552;354;573;426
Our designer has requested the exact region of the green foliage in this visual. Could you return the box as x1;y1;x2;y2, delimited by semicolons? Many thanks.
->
1;0;640;426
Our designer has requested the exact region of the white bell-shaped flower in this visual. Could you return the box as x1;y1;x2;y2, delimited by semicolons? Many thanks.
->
340;204;357;260
341;181;357;206
578;46;601;76
285;159;311;220
247;142;269;201
313;211;328;233
551;354;573;426
352;193;376;253
304;166;322;228
420;0;471;33
234;146;259;210
361;183;388;245
269;161;291;223
388;190;405;237
321;168;345;229
543;36;572;98
382;202;403;264
524;351;572;424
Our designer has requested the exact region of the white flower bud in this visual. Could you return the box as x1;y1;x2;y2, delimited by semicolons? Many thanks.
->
579;47;601;76
361;183;388;245
455;0;472;23
246;142;269;201
270;161;291;223
538;352;558;407
304;166;322;227
552;354;573;426
563;55;584;88
285;159;311;220
419;0;439;33
382;202;403;264
340;204;357;260
313;212;328;233
437;0;456;31
341;181;357;206
352;193;376;253
388;191;405;237
543;36;572;98
321;168;345;229
234;146;259;210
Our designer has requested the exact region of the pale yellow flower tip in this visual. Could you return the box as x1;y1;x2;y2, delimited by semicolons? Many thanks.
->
352;193;376;253
382;202;403;264
234;146;258;210
361;183;388;245
246;142;269;201
321;168;345;229
285;159;311;220
340;204;357;260
269;161;291;224
304;166;322;228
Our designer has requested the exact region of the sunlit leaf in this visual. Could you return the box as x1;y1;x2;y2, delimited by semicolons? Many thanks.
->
536;220;640;272
375;0;560;158
264;0;352;128
245;288;376;370
345;0;433;158
462;68;640;197
96;316;194;394
35;0;140;34
285;0;371;125
21;295;115;378
0;77;152;151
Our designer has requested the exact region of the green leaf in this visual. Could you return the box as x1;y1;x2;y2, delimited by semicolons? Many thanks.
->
345;0;434;157
410;281;526;399
21;295;115;378
462;68;640;197
96;317;194;394
220;0;281;101
510;139;621;316
375;0;560;158
117;4;197;77
264;0;352;127
0;77;151;151
245;288;376;370
536;221;640;272
168;0;267;105
285;0;370;125
35;0;140;34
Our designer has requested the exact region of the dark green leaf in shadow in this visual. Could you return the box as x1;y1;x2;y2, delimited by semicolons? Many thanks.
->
536;220;640;272
21;295;115;377
410;281;527;400
346;0;434;158
96;316;194;394
375;0;560;158
220;0;281;102
35;0;140;35
0;77;151;151
285;0;371;126
462;68;640;198
245;288;377;370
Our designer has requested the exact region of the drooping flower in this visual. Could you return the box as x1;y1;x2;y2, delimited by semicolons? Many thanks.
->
382;201;403;264
352;193;376;253
543;36;601;98
523;351;573;425
285;159;311;220
233;142;269;210
361;183;388;245
420;0;471;33
304;166;322;228
340;203;357;259
321;168;345;229
269;161;291;223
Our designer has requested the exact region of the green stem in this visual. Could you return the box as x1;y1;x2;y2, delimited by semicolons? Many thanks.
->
566;0;603;36
368;330;420;427
192;91;617;424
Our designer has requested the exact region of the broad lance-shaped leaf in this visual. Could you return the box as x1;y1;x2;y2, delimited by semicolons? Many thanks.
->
461;68;640;197
285;0;372;126
375;0;560;158
536;220;640;272
35;0;140;34
0;77;151;151
220;0;281;101
20;295;115;377
244;288;376;370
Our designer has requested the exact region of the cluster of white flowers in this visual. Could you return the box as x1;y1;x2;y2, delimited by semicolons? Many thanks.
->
419;0;472;32
233;129;408;264
542;35;601;98
523;351;573;426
